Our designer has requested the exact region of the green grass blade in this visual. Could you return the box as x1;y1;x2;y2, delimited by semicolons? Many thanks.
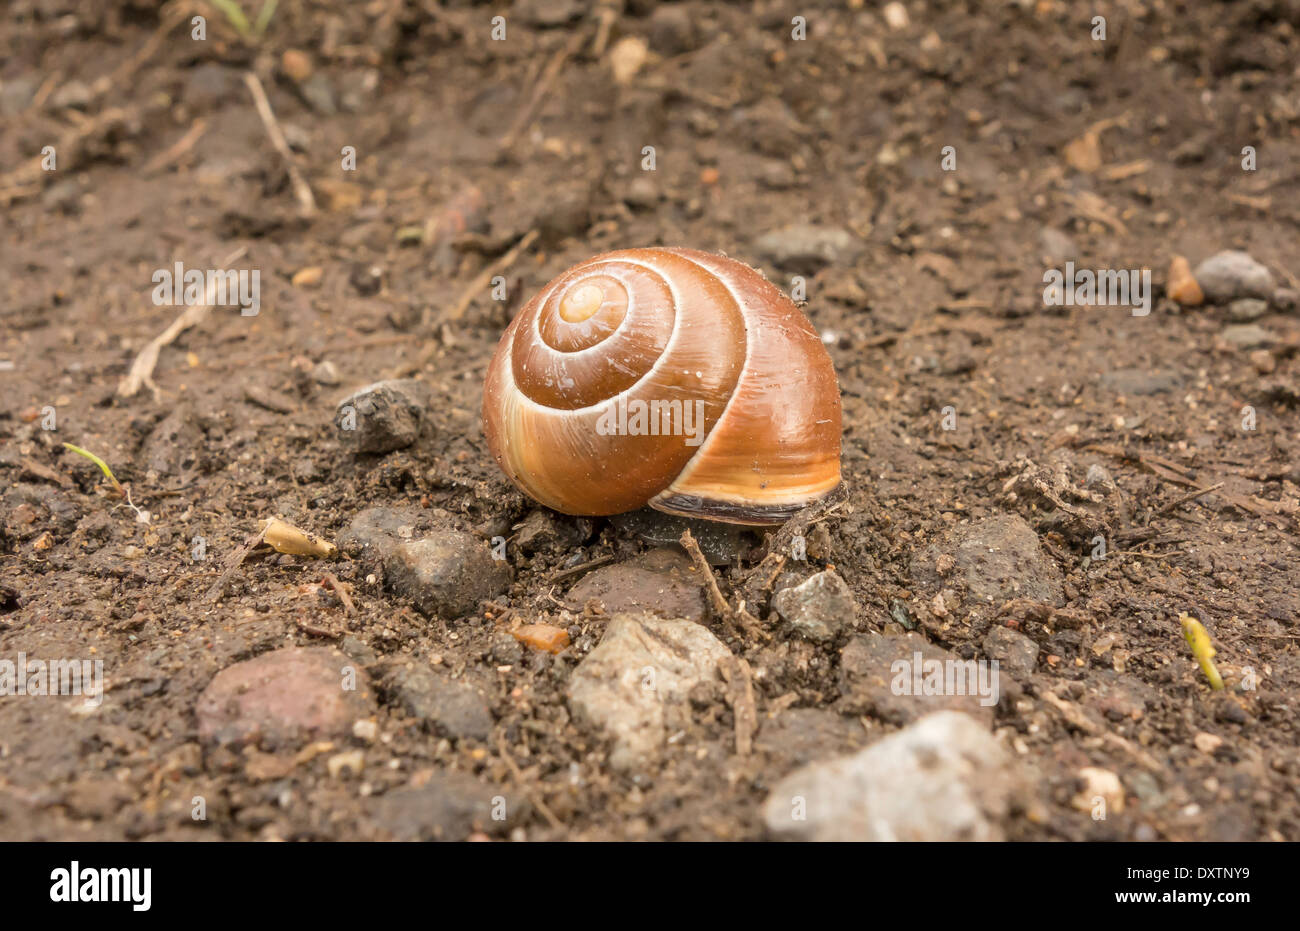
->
62;443;124;494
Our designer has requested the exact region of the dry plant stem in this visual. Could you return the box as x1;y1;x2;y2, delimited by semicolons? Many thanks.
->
117;247;247;399
92;4;192;101
446;229;539;323
679;530;732;619
142;117;208;175
0;108;134;202
497;27;590;156
1153;482;1224;517
205;523;271;604
497;735;563;831
322;573;356;615
719;656;756;756
549;554;616;584
243;71;317;216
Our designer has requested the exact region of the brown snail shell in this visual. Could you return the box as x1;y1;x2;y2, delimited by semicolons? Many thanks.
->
482;247;842;525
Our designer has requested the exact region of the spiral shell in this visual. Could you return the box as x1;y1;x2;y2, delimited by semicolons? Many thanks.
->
482;247;842;525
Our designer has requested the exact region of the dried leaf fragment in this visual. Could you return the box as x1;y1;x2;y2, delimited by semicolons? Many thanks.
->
260;517;337;558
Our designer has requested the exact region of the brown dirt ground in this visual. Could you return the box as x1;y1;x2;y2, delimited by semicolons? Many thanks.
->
1;0;1298;841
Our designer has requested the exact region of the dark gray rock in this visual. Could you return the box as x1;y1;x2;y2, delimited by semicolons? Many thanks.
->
387;665;493;741
334;379;431;454
754;224;861;273
910;513;1065;607
383;531;511;618
337;505;432;567
515;509;591;554
368;773;515;840
982;625;1040;679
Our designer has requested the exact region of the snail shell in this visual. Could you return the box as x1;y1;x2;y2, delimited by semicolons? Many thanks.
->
482;247;842;525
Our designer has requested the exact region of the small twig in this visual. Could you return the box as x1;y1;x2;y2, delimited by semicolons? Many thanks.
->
142;117;208;175
205;523;271;603
497;27;590;157
1152;482;1224;517
719;656;757;757
445;230;538;323
498;735;563;831
117;246;248;399
550;554;616;584
90;4;192;102
322;573;356;616
680;529;731;619
243;71;316;216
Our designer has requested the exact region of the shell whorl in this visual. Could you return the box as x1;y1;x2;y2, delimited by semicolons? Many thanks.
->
482;247;842;524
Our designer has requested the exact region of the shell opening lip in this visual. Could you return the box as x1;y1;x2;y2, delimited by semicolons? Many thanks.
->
649;483;843;526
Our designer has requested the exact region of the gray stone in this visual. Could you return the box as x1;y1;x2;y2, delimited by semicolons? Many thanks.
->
312;360;341;386
1272;287;1298;311
982;625;1040;679
387;666;493;741
338;68;380;113
1099;368;1183;396
839;631;997;725
567;612;733;770
196;647;374;747
335;379;432;453
754;224;861;272
1221;324;1274;350
185;63;237;110
1226;298;1269;322
1084;463;1115;491
367;773;514;840
384;531;511;618
515;0;581;27
771;570;857;642
515;509;591;554
568;548;709;622
1194;250;1274;303
910;513;1065;607
622;176;659;210
300;73;337;115
1039;227;1077;263
763;711;1018;841
337;505;431;567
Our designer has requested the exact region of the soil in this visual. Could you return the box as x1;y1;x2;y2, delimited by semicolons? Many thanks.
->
2;0;1298;842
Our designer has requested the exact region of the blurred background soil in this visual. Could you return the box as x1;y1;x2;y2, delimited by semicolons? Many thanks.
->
1;0;1298;840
